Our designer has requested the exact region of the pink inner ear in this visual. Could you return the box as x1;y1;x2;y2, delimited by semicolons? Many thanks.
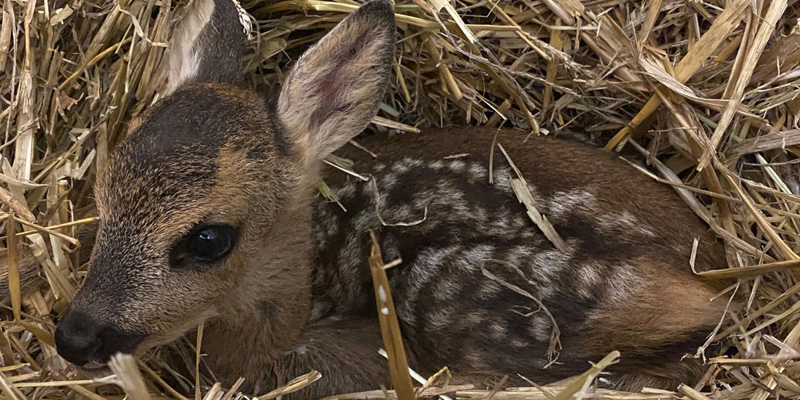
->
309;62;346;128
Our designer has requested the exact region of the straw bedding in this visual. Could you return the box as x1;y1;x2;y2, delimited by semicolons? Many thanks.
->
1;0;800;398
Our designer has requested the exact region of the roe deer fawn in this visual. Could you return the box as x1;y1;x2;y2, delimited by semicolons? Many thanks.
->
52;0;728;397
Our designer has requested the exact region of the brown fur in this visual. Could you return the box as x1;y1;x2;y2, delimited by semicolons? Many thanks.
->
317;128;728;391
49;0;730;397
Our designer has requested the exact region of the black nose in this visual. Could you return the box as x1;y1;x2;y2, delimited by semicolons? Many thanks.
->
55;310;103;365
55;310;143;366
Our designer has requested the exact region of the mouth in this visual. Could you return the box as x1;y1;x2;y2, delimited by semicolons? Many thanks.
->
80;360;110;370
78;363;114;380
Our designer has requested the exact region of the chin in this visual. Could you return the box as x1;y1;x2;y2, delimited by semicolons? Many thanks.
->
77;363;114;380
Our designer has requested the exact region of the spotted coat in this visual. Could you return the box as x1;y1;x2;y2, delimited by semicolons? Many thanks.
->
307;128;727;387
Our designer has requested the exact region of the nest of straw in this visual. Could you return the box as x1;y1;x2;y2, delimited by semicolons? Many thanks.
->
2;0;800;398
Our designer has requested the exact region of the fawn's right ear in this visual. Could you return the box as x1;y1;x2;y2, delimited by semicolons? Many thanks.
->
167;0;250;93
277;0;396;162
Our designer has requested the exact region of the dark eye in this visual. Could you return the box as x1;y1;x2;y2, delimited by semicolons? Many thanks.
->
172;225;237;266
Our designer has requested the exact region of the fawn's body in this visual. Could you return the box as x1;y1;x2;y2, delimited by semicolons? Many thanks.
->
217;127;726;396
51;0;728;397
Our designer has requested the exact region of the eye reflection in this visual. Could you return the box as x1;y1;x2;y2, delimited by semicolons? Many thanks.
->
170;224;237;267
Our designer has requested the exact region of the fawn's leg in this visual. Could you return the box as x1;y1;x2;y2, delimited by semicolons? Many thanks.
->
252;317;393;399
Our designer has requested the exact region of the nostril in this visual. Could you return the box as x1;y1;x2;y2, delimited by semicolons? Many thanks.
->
55;311;146;367
55;310;102;366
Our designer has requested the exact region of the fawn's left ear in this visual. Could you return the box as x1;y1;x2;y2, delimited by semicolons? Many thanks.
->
277;0;396;161
167;0;250;93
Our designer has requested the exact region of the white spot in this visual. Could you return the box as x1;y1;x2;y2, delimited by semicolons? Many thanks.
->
531;246;574;280
548;189;596;218
468;162;488;180
598;211;656;237
489;321;508;340
511;339;529;348
464;350;487;369
380;307;389;315
527;316;550;342
334;181;357;198
604;263;640;302
378;285;387;302
381;172;398;189
447;159;466;172
433;278;463;301
406;246;459;296
392;157;423;174
427;306;455;329
385;203;415;221
465;311;486;324
490;167;514;191
576;263;603;299
460;245;494;272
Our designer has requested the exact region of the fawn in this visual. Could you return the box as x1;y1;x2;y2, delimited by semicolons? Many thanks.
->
52;0;729;397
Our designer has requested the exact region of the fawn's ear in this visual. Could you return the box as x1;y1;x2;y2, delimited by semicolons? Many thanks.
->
167;0;250;92
277;0;396;161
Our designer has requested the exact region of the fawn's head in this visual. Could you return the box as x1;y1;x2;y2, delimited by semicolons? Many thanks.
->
55;0;396;368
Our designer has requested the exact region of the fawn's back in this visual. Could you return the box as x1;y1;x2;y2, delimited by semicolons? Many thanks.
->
311;127;727;388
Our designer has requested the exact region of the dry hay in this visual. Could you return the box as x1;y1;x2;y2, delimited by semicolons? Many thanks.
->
1;0;800;398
